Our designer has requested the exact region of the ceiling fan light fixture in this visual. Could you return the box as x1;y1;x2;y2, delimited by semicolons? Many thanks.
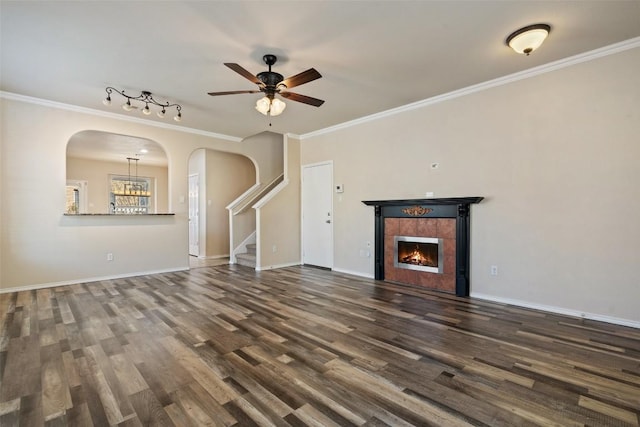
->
157;108;166;118
102;95;111;106
122;100;133;111
208;54;323;118
256;96;270;115
270;98;286;116
142;104;151;115
173;112;182;122
255;96;271;115
506;23;551;55
255;96;287;116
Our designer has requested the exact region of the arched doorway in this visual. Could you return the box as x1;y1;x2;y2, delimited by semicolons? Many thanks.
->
187;148;256;268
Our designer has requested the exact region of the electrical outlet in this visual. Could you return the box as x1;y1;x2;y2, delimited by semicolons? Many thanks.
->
490;265;498;276
107;253;114;261
272;245;277;253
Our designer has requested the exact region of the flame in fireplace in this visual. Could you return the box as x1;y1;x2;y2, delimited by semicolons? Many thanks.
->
401;244;435;267
394;236;442;273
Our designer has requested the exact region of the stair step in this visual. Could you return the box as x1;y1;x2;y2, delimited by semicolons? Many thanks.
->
236;252;256;268
246;243;256;255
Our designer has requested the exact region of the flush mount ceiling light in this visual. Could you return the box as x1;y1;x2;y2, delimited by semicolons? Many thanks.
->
506;24;551;56
103;87;183;121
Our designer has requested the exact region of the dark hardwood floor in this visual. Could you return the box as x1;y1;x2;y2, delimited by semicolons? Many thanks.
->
1;265;639;426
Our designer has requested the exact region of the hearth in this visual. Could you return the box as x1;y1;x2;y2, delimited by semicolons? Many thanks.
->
363;197;483;296
394;236;443;273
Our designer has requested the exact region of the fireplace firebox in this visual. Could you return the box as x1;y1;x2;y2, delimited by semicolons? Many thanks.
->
394;236;443;273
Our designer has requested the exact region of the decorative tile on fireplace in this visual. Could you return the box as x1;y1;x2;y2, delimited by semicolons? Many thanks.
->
398;218;418;237
384;217;456;293
384;217;400;237
437;218;456;239
417;218;437;237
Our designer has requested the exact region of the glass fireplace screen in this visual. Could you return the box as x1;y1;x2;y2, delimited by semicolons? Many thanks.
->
393;236;443;274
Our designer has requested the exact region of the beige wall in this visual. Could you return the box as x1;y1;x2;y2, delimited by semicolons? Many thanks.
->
67;157;169;214
0;97;282;290
226;131;285;258
239;131;283;186
257;136;301;269
300;47;640;325
203;149;255;257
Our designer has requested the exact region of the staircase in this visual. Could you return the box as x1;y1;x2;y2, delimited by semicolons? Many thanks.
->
235;243;256;269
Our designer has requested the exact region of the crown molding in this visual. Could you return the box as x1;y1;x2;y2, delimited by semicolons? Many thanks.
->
0;91;242;143
301;36;640;140
3;36;638;142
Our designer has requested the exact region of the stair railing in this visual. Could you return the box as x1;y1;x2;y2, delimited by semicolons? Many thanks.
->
227;173;284;263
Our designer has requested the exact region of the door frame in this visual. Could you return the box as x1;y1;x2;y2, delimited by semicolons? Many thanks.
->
188;173;200;257
301;160;334;269
65;179;88;214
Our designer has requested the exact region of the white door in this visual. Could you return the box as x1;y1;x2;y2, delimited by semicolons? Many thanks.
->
188;174;199;256
302;162;333;268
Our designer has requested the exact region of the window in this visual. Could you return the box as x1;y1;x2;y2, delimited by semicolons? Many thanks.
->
109;175;153;214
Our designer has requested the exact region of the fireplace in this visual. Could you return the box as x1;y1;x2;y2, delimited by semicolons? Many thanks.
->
394;236;443;273
363;197;483;296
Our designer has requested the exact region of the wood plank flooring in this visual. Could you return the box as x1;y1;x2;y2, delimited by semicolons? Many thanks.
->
1;265;639;426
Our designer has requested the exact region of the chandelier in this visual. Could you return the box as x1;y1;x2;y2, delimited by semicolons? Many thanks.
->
124;157;148;197
103;87;182;121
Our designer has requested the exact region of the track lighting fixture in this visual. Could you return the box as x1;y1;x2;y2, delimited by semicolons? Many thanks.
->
103;87;182;121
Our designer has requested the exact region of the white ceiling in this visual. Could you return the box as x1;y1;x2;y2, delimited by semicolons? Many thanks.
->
67;130;168;166
2;1;640;140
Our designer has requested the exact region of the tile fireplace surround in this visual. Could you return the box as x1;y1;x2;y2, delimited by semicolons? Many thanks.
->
363;197;483;296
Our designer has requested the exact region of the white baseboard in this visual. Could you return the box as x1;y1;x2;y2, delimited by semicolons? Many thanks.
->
256;262;300;271
471;292;640;329
196;254;230;260
0;267;189;294
331;267;375;279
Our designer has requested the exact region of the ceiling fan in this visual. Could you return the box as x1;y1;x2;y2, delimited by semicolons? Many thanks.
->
207;54;324;116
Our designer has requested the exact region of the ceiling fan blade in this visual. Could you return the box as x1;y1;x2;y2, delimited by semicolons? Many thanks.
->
281;68;322;89
208;90;261;96
224;63;262;85
280;91;325;107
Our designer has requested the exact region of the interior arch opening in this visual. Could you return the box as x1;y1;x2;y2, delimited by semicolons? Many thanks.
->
187;148;256;268
66;130;169;214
